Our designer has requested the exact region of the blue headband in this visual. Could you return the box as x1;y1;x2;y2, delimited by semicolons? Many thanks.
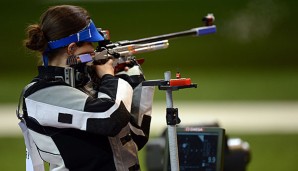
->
47;20;104;49
43;20;104;66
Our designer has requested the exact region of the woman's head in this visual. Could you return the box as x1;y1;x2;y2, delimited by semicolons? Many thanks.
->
24;5;103;66
25;5;90;52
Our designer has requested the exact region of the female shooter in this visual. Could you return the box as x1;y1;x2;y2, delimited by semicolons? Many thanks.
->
19;5;154;171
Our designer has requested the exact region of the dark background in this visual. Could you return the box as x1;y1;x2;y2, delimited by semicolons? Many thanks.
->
0;0;297;103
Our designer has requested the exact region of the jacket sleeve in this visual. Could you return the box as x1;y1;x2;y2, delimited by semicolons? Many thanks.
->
116;65;155;150
129;84;155;150
24;75;133;136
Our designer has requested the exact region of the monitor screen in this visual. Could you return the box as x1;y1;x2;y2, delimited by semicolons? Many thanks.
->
164;127;225;171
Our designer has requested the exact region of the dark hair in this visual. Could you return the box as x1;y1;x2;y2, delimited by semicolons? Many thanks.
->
24;5;90;58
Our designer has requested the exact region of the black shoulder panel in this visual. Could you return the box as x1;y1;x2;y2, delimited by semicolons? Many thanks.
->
84;97;115;112
86;101;130;136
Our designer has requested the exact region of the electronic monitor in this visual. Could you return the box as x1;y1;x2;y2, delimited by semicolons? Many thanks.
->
164;127;225;171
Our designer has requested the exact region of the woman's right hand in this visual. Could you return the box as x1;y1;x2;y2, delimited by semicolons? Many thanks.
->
94;59;115;78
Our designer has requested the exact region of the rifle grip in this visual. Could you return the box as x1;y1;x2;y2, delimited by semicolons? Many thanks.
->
114;58;145;73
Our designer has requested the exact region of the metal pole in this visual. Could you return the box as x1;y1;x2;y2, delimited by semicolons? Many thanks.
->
164;71;179;171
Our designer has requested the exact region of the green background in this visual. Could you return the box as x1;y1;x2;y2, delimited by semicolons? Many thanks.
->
0;0;297;171
0;0;297;103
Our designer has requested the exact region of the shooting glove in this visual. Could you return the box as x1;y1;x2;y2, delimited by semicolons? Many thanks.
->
115;63;145;89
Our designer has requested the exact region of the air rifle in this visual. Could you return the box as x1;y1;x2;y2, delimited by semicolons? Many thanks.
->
68;14;216;72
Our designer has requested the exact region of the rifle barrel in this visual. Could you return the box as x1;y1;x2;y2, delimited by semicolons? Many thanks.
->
120;25;216;45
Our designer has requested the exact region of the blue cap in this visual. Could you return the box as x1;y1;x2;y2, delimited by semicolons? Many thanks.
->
47;20;104;50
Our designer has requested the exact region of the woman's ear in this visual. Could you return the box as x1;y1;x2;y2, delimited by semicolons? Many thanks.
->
67;43;77;55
